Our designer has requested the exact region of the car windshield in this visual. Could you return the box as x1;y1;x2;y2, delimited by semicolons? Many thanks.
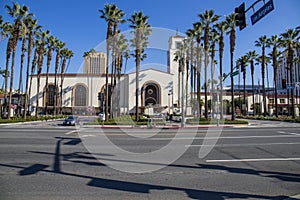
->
67;116;75;120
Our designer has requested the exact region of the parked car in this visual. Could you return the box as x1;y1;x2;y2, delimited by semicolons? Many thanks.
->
63;116;78;126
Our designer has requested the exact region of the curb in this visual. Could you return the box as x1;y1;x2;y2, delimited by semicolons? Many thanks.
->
0;119;63;126
88;125;234;129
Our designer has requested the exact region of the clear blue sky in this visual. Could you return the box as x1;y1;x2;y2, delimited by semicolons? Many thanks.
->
0;0;299;89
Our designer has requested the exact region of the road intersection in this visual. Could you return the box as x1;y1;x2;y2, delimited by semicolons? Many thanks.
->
0;119;299;199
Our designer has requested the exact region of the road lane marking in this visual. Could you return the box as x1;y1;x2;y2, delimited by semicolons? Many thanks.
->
277;131;286;134
152;135;300;140
206;158;300;163
65;130;78;135
186;142;300;147
288;133;300;136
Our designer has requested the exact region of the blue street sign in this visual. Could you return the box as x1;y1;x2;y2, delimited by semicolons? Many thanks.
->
287;85;295;89
251;0;274;25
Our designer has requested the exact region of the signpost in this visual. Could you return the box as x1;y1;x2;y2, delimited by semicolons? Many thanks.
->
251;0;274;25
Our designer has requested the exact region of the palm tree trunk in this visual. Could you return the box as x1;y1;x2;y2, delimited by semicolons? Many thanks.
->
23;32;33;119
204;50;208;120
219;52;223;119
45;48;52;115
135;49;141;122
178;67;181;107
18;37;26;117
289;48;295;118
230;51;235;120
8;49;16;119
28;48;38;115
185;53;189;115
4;38;12;118
262;47;267;116
197;44;201;118
105;22;112;121
274;75;278;117
251;63;255;116
35;73;40;118
243;69;246;116
24;34;33;119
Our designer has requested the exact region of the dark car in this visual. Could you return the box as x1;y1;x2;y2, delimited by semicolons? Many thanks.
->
63;116;78;126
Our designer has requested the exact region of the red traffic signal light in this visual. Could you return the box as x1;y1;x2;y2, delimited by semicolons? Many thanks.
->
282;79;287;89
235;2;246;31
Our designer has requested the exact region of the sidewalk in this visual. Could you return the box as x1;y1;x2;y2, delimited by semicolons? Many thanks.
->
84;123;236;129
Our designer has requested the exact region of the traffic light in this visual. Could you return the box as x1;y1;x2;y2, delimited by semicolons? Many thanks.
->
241;58;245;72
212;93;218;101
282;79;287;89
235;2;246;31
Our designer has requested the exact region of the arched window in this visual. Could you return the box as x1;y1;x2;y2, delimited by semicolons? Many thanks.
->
45;85;57;107
143;82;160;106
74;84;87;106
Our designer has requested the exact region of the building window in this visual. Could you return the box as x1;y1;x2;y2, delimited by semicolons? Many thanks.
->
175;42;182;49
279;99;285;104
74;85;87;106
46;85;57;106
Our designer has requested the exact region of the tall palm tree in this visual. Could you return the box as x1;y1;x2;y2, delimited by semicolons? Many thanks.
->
265;55;272;111
209;29;219;116
53;39;65;115
238;55;248;116
99;3;118;121
193;22;203;117
110;8;125;118
44;35;55;115
255;35;269;116
35;29;50;117
60;48;74;114
28;38;40;115
111;7;125;92
5;2;30;119
186;29;195;95
267;34;281;117
23;17;41;119
17;19;27;117
245;50;258;116
115;33;128;116
128;11;151;122
280;28;300;119
226;13;237;120
215;21;228;119
0;21;13;118
199;9;220;120
174;40;188;127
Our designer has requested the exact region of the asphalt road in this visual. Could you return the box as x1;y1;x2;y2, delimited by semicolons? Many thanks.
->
0;119;300;200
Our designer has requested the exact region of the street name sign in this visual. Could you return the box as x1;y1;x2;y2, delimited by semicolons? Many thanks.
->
287;85;295;89
251;0;274;25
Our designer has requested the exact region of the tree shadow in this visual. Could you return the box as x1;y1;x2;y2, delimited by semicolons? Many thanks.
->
198;163;300;183
8;136;295;199
19;164;49;176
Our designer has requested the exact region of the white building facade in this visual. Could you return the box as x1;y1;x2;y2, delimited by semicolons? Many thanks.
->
29;36;186;116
